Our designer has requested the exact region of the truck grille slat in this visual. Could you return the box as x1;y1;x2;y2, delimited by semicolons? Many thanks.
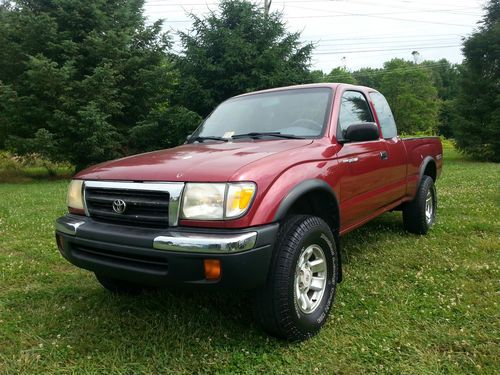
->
85;187;170;227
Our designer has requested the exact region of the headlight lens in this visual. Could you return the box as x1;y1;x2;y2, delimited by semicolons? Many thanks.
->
67;180;84;211
181;183;226;220
180;182;256;220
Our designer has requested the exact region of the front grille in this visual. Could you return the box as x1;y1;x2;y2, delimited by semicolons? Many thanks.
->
72;244;168;275
85;187;170;227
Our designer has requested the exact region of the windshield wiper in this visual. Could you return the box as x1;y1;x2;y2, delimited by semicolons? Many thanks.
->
231;132;305;140
188;136;228;143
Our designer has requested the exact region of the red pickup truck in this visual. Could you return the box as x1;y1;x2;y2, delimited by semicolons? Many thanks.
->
55;83;442;341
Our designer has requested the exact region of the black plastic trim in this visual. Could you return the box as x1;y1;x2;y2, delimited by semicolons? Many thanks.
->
419;156;437;182
273;179;340;225
55;215;279;290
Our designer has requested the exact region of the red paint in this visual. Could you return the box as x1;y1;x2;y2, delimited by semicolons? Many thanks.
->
75;83;443;234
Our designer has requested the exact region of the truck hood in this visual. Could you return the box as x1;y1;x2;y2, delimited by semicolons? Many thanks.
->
75;139;313;182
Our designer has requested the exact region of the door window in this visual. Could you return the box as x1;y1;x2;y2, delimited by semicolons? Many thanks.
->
338;91;374;138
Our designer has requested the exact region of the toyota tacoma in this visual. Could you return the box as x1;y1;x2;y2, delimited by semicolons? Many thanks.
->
55;83;443;341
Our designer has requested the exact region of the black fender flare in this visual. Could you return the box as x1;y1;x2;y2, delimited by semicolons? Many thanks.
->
419;156;437;183
273;179;340;224
273;178;343;282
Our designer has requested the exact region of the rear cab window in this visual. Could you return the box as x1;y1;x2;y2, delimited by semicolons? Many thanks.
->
369;92;397;139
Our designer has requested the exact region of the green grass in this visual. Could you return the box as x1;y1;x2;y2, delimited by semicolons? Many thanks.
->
0;166;74;183
0;145;498;374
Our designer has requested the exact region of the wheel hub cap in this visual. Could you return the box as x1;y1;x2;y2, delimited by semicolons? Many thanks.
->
294;244;327;314
425;190;434;224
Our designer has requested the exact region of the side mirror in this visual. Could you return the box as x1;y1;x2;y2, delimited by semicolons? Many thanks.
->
341;122;379;143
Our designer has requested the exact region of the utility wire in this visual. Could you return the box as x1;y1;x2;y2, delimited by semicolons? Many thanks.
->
313;33;462;42
316;38;459;47
314;44;461;55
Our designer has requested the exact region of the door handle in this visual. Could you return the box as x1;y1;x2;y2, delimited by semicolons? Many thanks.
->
341;157;359;164
380;151;388;160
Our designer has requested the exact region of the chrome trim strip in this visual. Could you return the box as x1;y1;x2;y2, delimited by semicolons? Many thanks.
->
55;217;85;236
153;232;257;253
83;181;185;226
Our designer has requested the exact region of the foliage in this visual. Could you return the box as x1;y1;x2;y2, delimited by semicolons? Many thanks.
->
377;59;440;134
309;69;326;83
0;150;73;181
0;0;198;170
324;67;357;84
0;0;495;166
1;147;499;373
175;0;313;117
352;67;383;88
453;0;500;162
129;106;202;153
421;59;462;138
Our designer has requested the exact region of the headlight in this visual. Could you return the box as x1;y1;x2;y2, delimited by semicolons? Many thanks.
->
180;182;256;220
67;180;84;212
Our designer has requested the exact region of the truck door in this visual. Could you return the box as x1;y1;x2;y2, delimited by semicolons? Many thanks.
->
336;90;389;228
368;91;407;204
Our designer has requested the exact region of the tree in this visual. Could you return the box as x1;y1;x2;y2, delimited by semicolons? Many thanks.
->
454;0;499;162
352;67;383;89
309;69;326;83
324;67;357;84
421;59;461;138
175;0;313;117
378;59;440;134
0;0;198;170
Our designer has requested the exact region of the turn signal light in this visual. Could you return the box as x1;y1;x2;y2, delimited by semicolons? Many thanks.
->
204;259;221;281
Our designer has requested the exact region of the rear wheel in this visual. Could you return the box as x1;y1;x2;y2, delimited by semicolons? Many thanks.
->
253;215;338;341
95;273;150;295
403;175;437;234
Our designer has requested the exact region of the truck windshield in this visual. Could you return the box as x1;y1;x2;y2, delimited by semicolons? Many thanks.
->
192;88;332;140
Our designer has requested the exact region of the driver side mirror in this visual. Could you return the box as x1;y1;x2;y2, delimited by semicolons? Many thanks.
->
340;122;379;143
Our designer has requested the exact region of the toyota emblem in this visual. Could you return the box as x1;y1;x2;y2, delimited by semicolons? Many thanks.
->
112;199;127;214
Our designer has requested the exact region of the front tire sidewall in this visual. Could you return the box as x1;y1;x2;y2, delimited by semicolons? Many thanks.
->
287;223;337;336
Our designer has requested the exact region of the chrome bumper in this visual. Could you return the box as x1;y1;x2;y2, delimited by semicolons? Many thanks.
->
153;232;256;253
55;216;257;254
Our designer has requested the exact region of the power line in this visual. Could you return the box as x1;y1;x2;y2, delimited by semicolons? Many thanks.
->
312;33;462;42
314;44;461;55
286;4;481;17
310;60;458;74
316;37;459;47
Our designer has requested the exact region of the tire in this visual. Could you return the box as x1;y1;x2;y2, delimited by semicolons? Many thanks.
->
95;273;150;295
403;175;437;235
253;215;338;341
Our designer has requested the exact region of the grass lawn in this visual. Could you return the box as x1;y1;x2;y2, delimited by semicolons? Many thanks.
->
0;144;498;374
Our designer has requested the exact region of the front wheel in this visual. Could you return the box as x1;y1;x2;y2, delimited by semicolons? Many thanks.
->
253;215;338;341
403;175;437;234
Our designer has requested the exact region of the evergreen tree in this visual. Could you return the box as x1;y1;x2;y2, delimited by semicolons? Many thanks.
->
176;0;313;117
454;0;499;161
0;0;198;169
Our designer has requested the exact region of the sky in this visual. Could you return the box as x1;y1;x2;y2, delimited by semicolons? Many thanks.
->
143;0;486;71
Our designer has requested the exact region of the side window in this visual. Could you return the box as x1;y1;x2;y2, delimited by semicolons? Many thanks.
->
338;91;374;137
370;92;397;138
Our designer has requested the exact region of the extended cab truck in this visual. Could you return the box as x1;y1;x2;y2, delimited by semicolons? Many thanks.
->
55;83;442;341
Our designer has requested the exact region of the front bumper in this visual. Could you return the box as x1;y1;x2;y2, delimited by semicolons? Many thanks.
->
55;215;278;289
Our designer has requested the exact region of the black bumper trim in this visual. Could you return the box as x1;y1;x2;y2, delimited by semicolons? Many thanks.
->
55;215;279;289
